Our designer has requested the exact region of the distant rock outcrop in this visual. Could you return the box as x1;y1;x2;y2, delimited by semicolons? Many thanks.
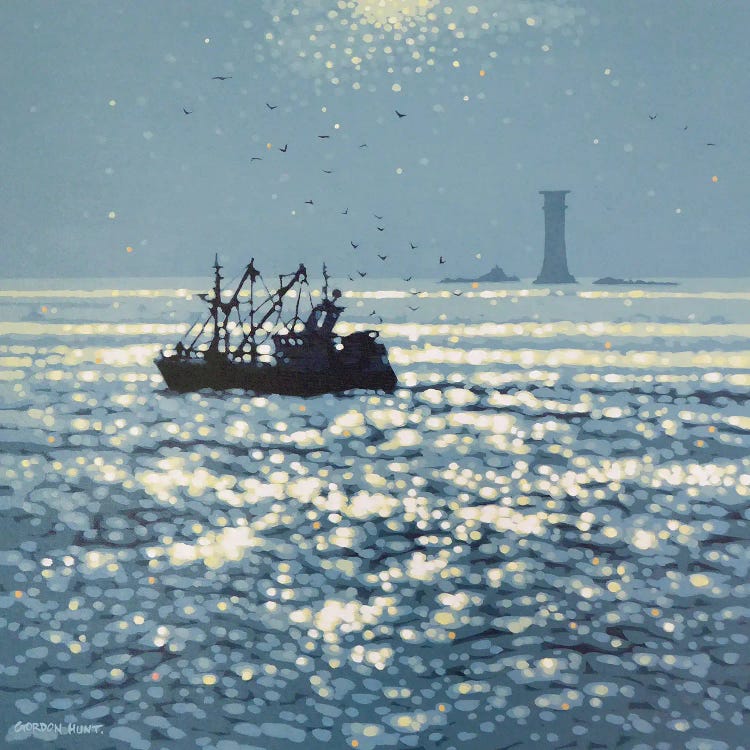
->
593;277;679;286
440;265;519;284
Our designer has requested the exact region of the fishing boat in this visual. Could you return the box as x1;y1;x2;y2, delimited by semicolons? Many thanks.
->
155;256;397;395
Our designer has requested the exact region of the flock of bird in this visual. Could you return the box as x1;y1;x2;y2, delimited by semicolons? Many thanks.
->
182;76;452;294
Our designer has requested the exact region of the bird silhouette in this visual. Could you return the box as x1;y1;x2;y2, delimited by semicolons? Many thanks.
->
408;305;419;311
369;310;377;316
183;107;192;115
305;200;314;205
377;227;385;232
266;103;278;110
377;254;387;261
683;125;688;130
212;75;232;80
402;276;412;282
250;157;263;162
279;144;288;152
452;291;463;296
706;142;716;146
351;241;359;249
348;275;354;281
342;208;349;215
322;169;334;174
439;256;446;264
395;110;407;118
358;271;367;277
648;114;657;120
376;316;383;324
409;242;418;250
360;143;368;148
318;135;330;139
373;213;383;220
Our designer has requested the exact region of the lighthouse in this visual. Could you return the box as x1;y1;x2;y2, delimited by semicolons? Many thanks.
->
534;190;577;284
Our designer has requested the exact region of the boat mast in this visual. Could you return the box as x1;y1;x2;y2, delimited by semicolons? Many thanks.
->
208;254;223;355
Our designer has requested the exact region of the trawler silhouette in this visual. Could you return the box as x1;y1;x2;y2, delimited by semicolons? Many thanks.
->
155;257;397;396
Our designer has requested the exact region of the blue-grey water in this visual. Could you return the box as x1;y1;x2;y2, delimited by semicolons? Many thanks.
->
0;277;748;750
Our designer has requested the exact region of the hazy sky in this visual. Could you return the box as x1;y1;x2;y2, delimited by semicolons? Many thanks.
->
2;1;748;279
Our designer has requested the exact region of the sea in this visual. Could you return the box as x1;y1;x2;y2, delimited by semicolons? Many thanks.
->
0;276;748;750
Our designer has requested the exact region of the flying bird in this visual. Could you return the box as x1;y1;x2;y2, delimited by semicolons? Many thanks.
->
341;208;349;215
373;213;383;220
395;110;407;118
183;107;192;115
409;242;418;250
250;157;263;162
683;125;688;130
348;275;354;281
402;276;412;282
408;305;419;311
350;241;359;249
322;169;334;174
452;291;463;296
377;254;388;261
212;75;232;80
706;142;716;146
439;256;446;264
648;114;657;120
279;144;288;152
369;310;377;316
358;271;367;278
266;103;278;110
359;143;368;148
318;135;330;139
305;200;314;205
377;227;385;232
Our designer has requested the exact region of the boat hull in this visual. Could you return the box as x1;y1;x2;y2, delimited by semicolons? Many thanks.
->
155;355;398;396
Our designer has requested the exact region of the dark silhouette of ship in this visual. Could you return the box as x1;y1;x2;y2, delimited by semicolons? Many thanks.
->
155;257;397;395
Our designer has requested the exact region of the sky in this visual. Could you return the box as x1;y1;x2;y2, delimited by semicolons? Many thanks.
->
1;0;749;280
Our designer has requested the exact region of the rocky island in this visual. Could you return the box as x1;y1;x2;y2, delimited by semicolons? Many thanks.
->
594;277;679;286
440;264;519;284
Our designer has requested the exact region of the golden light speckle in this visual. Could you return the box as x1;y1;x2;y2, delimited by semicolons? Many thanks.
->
712;175;718;183
151;672;160;681
14;590;23;599
266;143;272;150
708;426;716;433
526;17;537;26
604;341;612;350
148;576;156;584
592;557;600;565
126;246;134;253
569;622;577;629
41;306;48;313
352;741;359;748
448;631;456;639
392;83;402;92
651;608;661;616
471;282;479;289
479;69;486;77
696;439;704;447
561;702;570;710
202;674;217;685
48;436;55;444
313;521;321;530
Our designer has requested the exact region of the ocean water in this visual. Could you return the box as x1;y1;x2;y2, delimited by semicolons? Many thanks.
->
0;277;748;750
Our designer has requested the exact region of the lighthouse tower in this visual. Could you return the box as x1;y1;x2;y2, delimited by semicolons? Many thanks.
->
534;190;577;284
